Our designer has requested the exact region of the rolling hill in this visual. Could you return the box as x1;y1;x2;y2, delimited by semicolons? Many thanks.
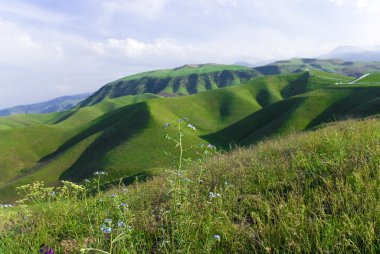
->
79;64;261;107
1;68;380;202
254;58;380;77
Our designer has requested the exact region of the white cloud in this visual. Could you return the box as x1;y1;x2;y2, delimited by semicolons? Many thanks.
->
101;0;170;20
90;37;201;60
0;20;65;67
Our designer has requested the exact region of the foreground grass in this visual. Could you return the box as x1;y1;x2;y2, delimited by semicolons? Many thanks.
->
1;117;379;253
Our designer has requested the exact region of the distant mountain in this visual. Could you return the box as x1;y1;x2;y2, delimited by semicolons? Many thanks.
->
79;64;261;107
0;93;91;117
319;45;380;62
233;61;255;67
253;58;380;77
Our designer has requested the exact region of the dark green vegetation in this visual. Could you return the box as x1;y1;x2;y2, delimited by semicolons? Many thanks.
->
1;68;380;202
1;117;379;253
254;58;380;77
0;93;91;117
80;64;261;107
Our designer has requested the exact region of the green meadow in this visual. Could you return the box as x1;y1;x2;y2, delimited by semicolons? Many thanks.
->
0;64;380;253
1;68;380;202
0;117;379;253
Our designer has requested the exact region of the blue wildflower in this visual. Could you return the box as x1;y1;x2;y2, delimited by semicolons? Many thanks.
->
118;220;126;228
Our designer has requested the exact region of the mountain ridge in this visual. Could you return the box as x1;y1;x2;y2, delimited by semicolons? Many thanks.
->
0;93;91;117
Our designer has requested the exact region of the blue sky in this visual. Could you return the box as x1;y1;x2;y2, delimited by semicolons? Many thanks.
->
1;0;380;108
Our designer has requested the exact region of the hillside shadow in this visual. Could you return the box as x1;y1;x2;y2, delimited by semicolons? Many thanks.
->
60;102;151;181
280;73;310;98
38;102;151;181
202;97;306;148
306;87;380;129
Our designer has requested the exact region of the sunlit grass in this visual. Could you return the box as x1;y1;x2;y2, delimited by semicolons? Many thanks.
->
0;117;379;253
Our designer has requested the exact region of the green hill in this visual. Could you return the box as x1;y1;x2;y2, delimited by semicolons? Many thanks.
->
79;64;261;107
1;70;380;202
254;58;380;77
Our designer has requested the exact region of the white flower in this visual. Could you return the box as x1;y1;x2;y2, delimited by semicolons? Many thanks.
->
104;218;112;224
209;192;221;199
207;144;216;149
94;171;107;175
187;124;196;131
213;234;221;240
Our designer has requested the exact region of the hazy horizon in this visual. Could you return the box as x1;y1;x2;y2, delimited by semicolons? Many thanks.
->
1;0;380;108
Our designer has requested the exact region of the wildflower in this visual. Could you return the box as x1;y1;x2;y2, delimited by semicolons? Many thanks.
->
111;194;117;198
213;235;221;241
84;179;90;183
94;171;107;176
187;123;196;131
209;192;221;199
51;191;56;196
39;244;54;254
101;224;112;233
119;203;126;208
103;227;112;234
104;218;112;224
207;144;216;149
178;171;183;177
118;220;126;228
178;117;189;123
163;123;170;128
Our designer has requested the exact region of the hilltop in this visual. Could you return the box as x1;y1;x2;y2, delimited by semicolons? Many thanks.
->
254;58;380;77
79;64;261;107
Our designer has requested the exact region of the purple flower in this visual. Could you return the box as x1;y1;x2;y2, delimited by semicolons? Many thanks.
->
39;244;54;254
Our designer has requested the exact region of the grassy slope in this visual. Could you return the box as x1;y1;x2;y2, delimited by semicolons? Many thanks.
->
1;71;380;202
353;73;380;83
204;76;380;147
79;64;261;107
1;117;379;253
254;58;380;77
0;73;314;200
0;95;159;190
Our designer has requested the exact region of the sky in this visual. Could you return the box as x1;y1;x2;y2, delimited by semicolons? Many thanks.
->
1;0;380;108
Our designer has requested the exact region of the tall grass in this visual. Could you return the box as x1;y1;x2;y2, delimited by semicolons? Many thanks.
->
0;117;379;253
